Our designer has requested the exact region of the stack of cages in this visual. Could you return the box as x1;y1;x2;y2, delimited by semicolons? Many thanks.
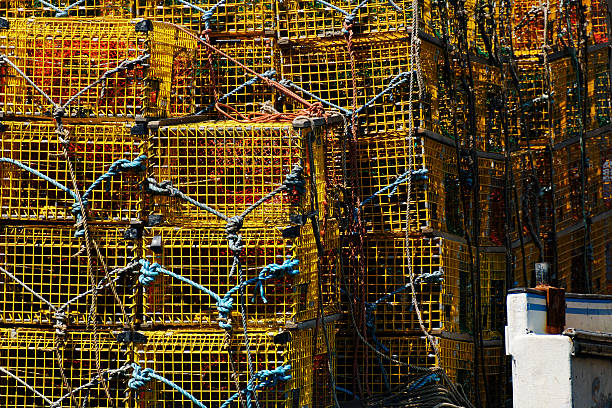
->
271;0;508;403
0;13;201;408
510;36;612;293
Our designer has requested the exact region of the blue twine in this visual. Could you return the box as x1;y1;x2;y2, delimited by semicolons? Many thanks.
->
138;258;300;330
360;168;429;207
219;365;292;408
335;386;359;399
197;70;276;115
35;0;85;17
129;364;209;408
175;0;227;29
356;71;415;114
407;373;440;391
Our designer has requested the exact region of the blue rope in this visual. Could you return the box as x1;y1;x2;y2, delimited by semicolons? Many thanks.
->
35;0;85;17
335;386;359;399
138;258;300;330
407;373;440;391
356;71;415;114
219;365;292;408
175;0;227;30
360;168;429;207
197;70;276;115
129;364;209;408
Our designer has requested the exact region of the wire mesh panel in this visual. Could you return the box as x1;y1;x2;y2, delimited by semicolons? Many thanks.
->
335;333;436;398
135;0;276;35
194;37;279;118
516;49;611;147
141;223;339;327
150;120;333;228
512;0;609;56
511;240;541;288
0;18;198;118
590;213;612;294
0;225;137;326
276;0;432;43
0;121;145;223
133;327;334;408
438;337;506;408
0;328;130;408
279;37;441;137
1;0;132;17
343;233;504;338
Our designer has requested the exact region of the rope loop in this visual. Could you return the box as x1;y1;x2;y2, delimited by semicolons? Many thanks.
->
225;216;244;235
254;258;300;303
128;364;153;390
146;178;178;196
216;297;234;330
252;365;292;389
53;310;68;338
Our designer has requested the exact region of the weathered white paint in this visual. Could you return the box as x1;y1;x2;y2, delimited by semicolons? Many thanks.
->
506;290;612;408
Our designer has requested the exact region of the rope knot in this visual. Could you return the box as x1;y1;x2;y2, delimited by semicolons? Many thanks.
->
254;258;300;303
71;199;89;218
146;178;177;196
138;259;161;287
53;310;68;337
108;155;147;175
53;107;65;120
253;365;292;389
216;297;234;330
225;216;244;235
128;364;153;390
283;165;306;194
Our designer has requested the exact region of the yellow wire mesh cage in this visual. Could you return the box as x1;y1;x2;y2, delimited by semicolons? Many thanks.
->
276;0;432;44
511;239;541;288
348;233;504;338
1;0;132;18
590;213;612;294
133;326;336;408
516;48;611;147
140;224;339;327
134;0;276;36
279;36;442;137
0;225;137;327
354;132;505;245
0;328;131;408
335;333;436;398
194;37;279;119
149;119;335;228
0;121;145;223
438;336;506;408
0;18;198;119
512;0;609;57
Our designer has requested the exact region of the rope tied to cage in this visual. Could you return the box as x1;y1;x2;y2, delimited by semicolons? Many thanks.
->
253;259;299;303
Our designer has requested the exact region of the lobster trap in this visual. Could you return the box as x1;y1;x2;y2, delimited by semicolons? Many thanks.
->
1;0;132;18
335;333;436;397
0;328;130;408
194;37;279;118
342;232;505;338
355;132;505;246
279;36;442;137
0;121;146;223
0;225;137;327
133;325;336;408
276;0;432;43
511;239;542;288
516;48;612;147
140;223;339;327
438;336;506;408
134;0;276;36
149;118;339;228
0;18;198;119
512;0;609;56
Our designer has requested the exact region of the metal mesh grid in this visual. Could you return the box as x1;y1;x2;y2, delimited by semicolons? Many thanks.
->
0;18;197;119
590;214;612;294
276;0;432;43
0;328;130;408
511;240;540;288
342;233;504;338
512;0;609;56
438;337;505;407
0;225;137;326
134;327;331;408
1;0;132;18
355;133;504;245
141;223;339;327
516;49;611;147
279;37;441;137
335;333;436;397
194;37;279;118
135;0;275;35
150;120;330;228
0;121;145;223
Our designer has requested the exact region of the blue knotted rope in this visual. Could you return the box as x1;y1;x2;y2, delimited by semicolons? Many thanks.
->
129;364;208;408
251;258;299;303
219;365;292;408
360;168;429;207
